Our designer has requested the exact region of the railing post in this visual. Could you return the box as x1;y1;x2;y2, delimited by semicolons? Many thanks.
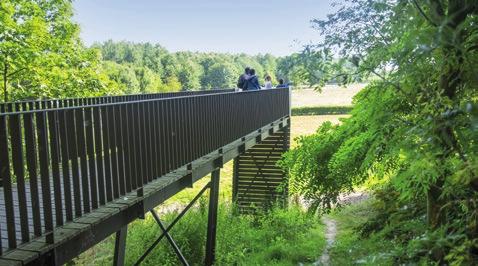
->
113;225;128;266
232;157;239;203
205;169;220;266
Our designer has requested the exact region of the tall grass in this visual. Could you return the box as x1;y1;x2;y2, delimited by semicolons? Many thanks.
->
73;202;325;265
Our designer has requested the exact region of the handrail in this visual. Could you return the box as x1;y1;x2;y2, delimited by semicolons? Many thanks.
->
0;89;234;114
0;88;290;254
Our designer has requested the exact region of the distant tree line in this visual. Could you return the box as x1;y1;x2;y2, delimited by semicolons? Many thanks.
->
0;0;357;102
94;40;283;93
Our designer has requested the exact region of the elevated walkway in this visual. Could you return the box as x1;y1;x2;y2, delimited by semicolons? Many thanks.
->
0;89;290;265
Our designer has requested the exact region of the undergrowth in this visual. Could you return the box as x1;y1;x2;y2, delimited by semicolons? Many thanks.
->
72;202;326;265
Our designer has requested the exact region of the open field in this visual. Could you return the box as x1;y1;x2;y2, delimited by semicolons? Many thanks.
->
291;84;365;108
291;115;348;146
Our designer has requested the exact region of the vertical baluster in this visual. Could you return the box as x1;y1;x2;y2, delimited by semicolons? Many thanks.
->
129;103;138;190
176;99;185;166
0;115;17;249
48;111;64;226
9;114;30;243
58;110;73;221
164;100;172;173
173;99;181;167
135;103;144;190
108;105;119;198
75;109;90;213
121;104;132;192
67;110;82;217
186;97;193;162
184;98;192;163
139;103;147;185
85;108;98;209
93;107;105;205
36;112;54;244
115;105;126;195
101;106;113;202
194;97;201;160
157;100;166;177
145;102;153;182
151;101;159;179
24;113;42;236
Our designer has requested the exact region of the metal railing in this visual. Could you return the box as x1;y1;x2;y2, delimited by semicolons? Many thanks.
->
0;89;234;113
0;88;289;254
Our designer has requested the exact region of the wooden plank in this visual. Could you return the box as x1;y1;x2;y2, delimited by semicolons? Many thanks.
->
0;249;38;264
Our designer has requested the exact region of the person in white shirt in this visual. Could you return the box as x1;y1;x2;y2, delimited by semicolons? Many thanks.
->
264;75;273;89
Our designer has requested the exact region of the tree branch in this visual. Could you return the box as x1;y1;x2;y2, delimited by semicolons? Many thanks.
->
411;0;438;26
7;67;27;78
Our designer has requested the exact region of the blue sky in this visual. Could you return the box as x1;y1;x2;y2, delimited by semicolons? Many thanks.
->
73;0;337;56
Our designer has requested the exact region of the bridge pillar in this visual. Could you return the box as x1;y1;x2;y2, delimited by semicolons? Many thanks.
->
233;123;290;213
205;169;220;266
113;225;128;266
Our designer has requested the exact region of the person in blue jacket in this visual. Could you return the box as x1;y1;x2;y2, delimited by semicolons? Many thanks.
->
276;78;288;88
244;69;261;90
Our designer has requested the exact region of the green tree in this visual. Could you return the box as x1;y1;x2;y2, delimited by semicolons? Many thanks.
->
281;0;478;263
0;0;115;101
134;67;163;93
176;52;202;90
202;61;238;89
102;61;140;94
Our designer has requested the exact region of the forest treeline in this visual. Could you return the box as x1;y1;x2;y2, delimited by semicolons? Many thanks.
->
95;41;282;93
0;0;328;102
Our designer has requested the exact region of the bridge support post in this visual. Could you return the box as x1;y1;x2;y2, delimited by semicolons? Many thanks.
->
113;225;128;266
205;169;220;266
233;122;290;213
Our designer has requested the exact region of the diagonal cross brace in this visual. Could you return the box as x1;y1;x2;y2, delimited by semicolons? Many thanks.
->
150;210;189;266
134;182;211;266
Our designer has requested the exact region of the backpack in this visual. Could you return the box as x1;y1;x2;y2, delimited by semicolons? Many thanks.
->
237;74;248;90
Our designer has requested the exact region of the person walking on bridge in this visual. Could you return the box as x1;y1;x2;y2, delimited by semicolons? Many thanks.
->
244;69;261;90
237;67;251;90
264;75;273;89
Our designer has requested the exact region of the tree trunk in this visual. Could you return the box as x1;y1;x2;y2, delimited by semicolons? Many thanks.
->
426;0;470;229
2;60;7;103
